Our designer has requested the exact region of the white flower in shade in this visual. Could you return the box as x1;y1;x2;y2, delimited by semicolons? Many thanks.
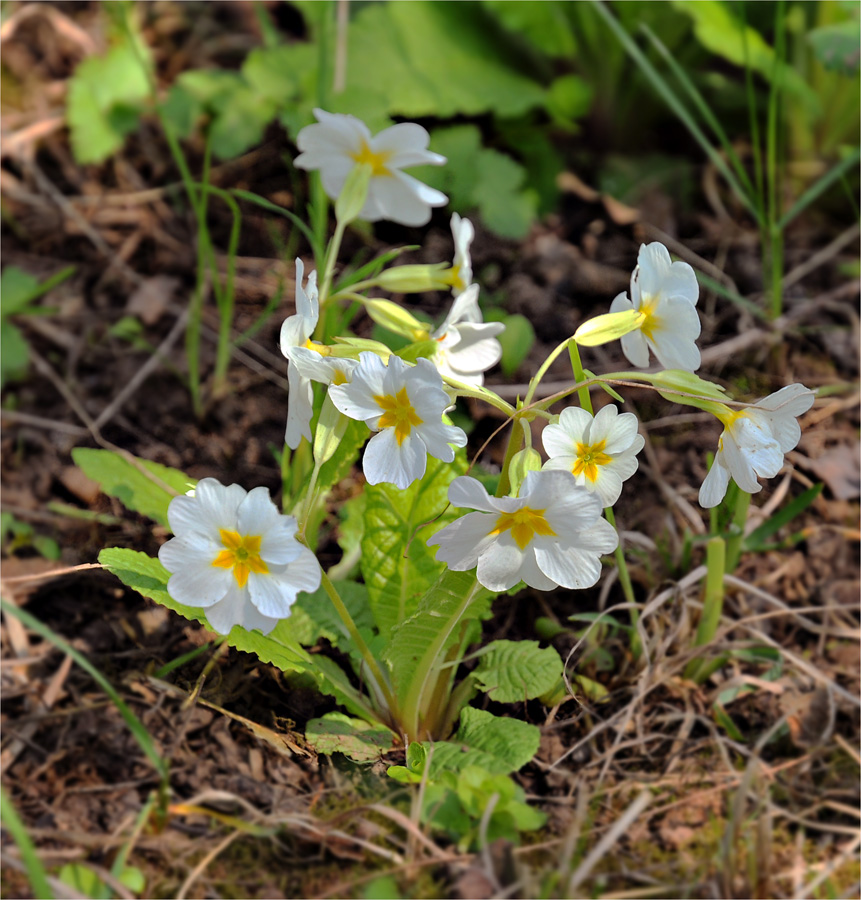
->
158;479;321;635
699;384;815;508
542;405;645;507
610;242;701;371
329;352;467;489
427;470;619;592
431;284;504;386
445;213;474;295
294;109;447;227
280;259;322;448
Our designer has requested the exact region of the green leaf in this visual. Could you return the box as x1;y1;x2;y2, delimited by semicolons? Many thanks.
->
241;45;303;104
361;454;467;639
1;321;29;389
412;124;538;239
546;74;594;127
472;640;562;702
384;570;492;736
59;863;110;900
305;712;393;761
808;20;861;75
743;484;824;552
339;2;546;121
98;548;311;674
487;311;535;377
427;707;540;775
485;0;577;57
293;580;374;648
670;0;819;114
72;448;193;527
0;267;41;316
67;39;150;164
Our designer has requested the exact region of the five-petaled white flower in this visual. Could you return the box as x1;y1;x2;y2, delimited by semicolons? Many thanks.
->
431;284;505;386
427;470;619;592
294;109;447;227
444;213;474;295
329;352;467;489
610;242;701;371
699;384;815;508
159;479;321;635
542;405;645;507
280;259;322;449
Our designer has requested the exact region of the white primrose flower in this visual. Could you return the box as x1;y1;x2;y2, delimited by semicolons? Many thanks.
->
699;384;815;508
610;241;701;371
445;212;474;295
280;259;323;448
431;284;505;386
428;470;619;592
329;352;467;489
294;108;448;227
159;479;321;636
542;405;645;507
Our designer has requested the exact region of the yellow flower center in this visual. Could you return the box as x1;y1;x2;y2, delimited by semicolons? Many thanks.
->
637;295;660;340
571;439;612;484
351;140;392;177
212;529;268;588
715;407;747;452
332;369;350;386
374;386;423;445
490;507;556;551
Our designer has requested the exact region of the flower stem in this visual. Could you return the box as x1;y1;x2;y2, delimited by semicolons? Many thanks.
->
567;342;594;415
684;536;726;683
725;489;751;573
604;506;640;659
318;569;397;714
318;218;347;315
523;337;576;406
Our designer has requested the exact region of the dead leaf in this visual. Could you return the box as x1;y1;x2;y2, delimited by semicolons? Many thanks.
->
59;465;101;504
793;443;861;500
127;275;179;325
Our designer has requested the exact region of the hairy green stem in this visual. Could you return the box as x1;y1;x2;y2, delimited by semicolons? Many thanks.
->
685;536;726;683
725;489;751;573
567;341;594;415
318;569;396;715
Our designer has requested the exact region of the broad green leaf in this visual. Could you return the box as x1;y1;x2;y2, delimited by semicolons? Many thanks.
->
0;267;41;316
411;125;538;239
472;640;562;702
427;708;540;775
241;45;303;103
361;454;466;639
99;548;311;674
546;74;594;128
305;712;393;761
72;448;194;527
339;2;545;121
293;580;374;648
808;20;861;75
384;570;492;737
671;0;819;114
67;39;150;164
485;0;577;57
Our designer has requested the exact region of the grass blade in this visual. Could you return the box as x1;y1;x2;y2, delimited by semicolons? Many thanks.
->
778;148;861;230
0;785;54;900
743;483;823;552
640;23;756;204
590;0;759;223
